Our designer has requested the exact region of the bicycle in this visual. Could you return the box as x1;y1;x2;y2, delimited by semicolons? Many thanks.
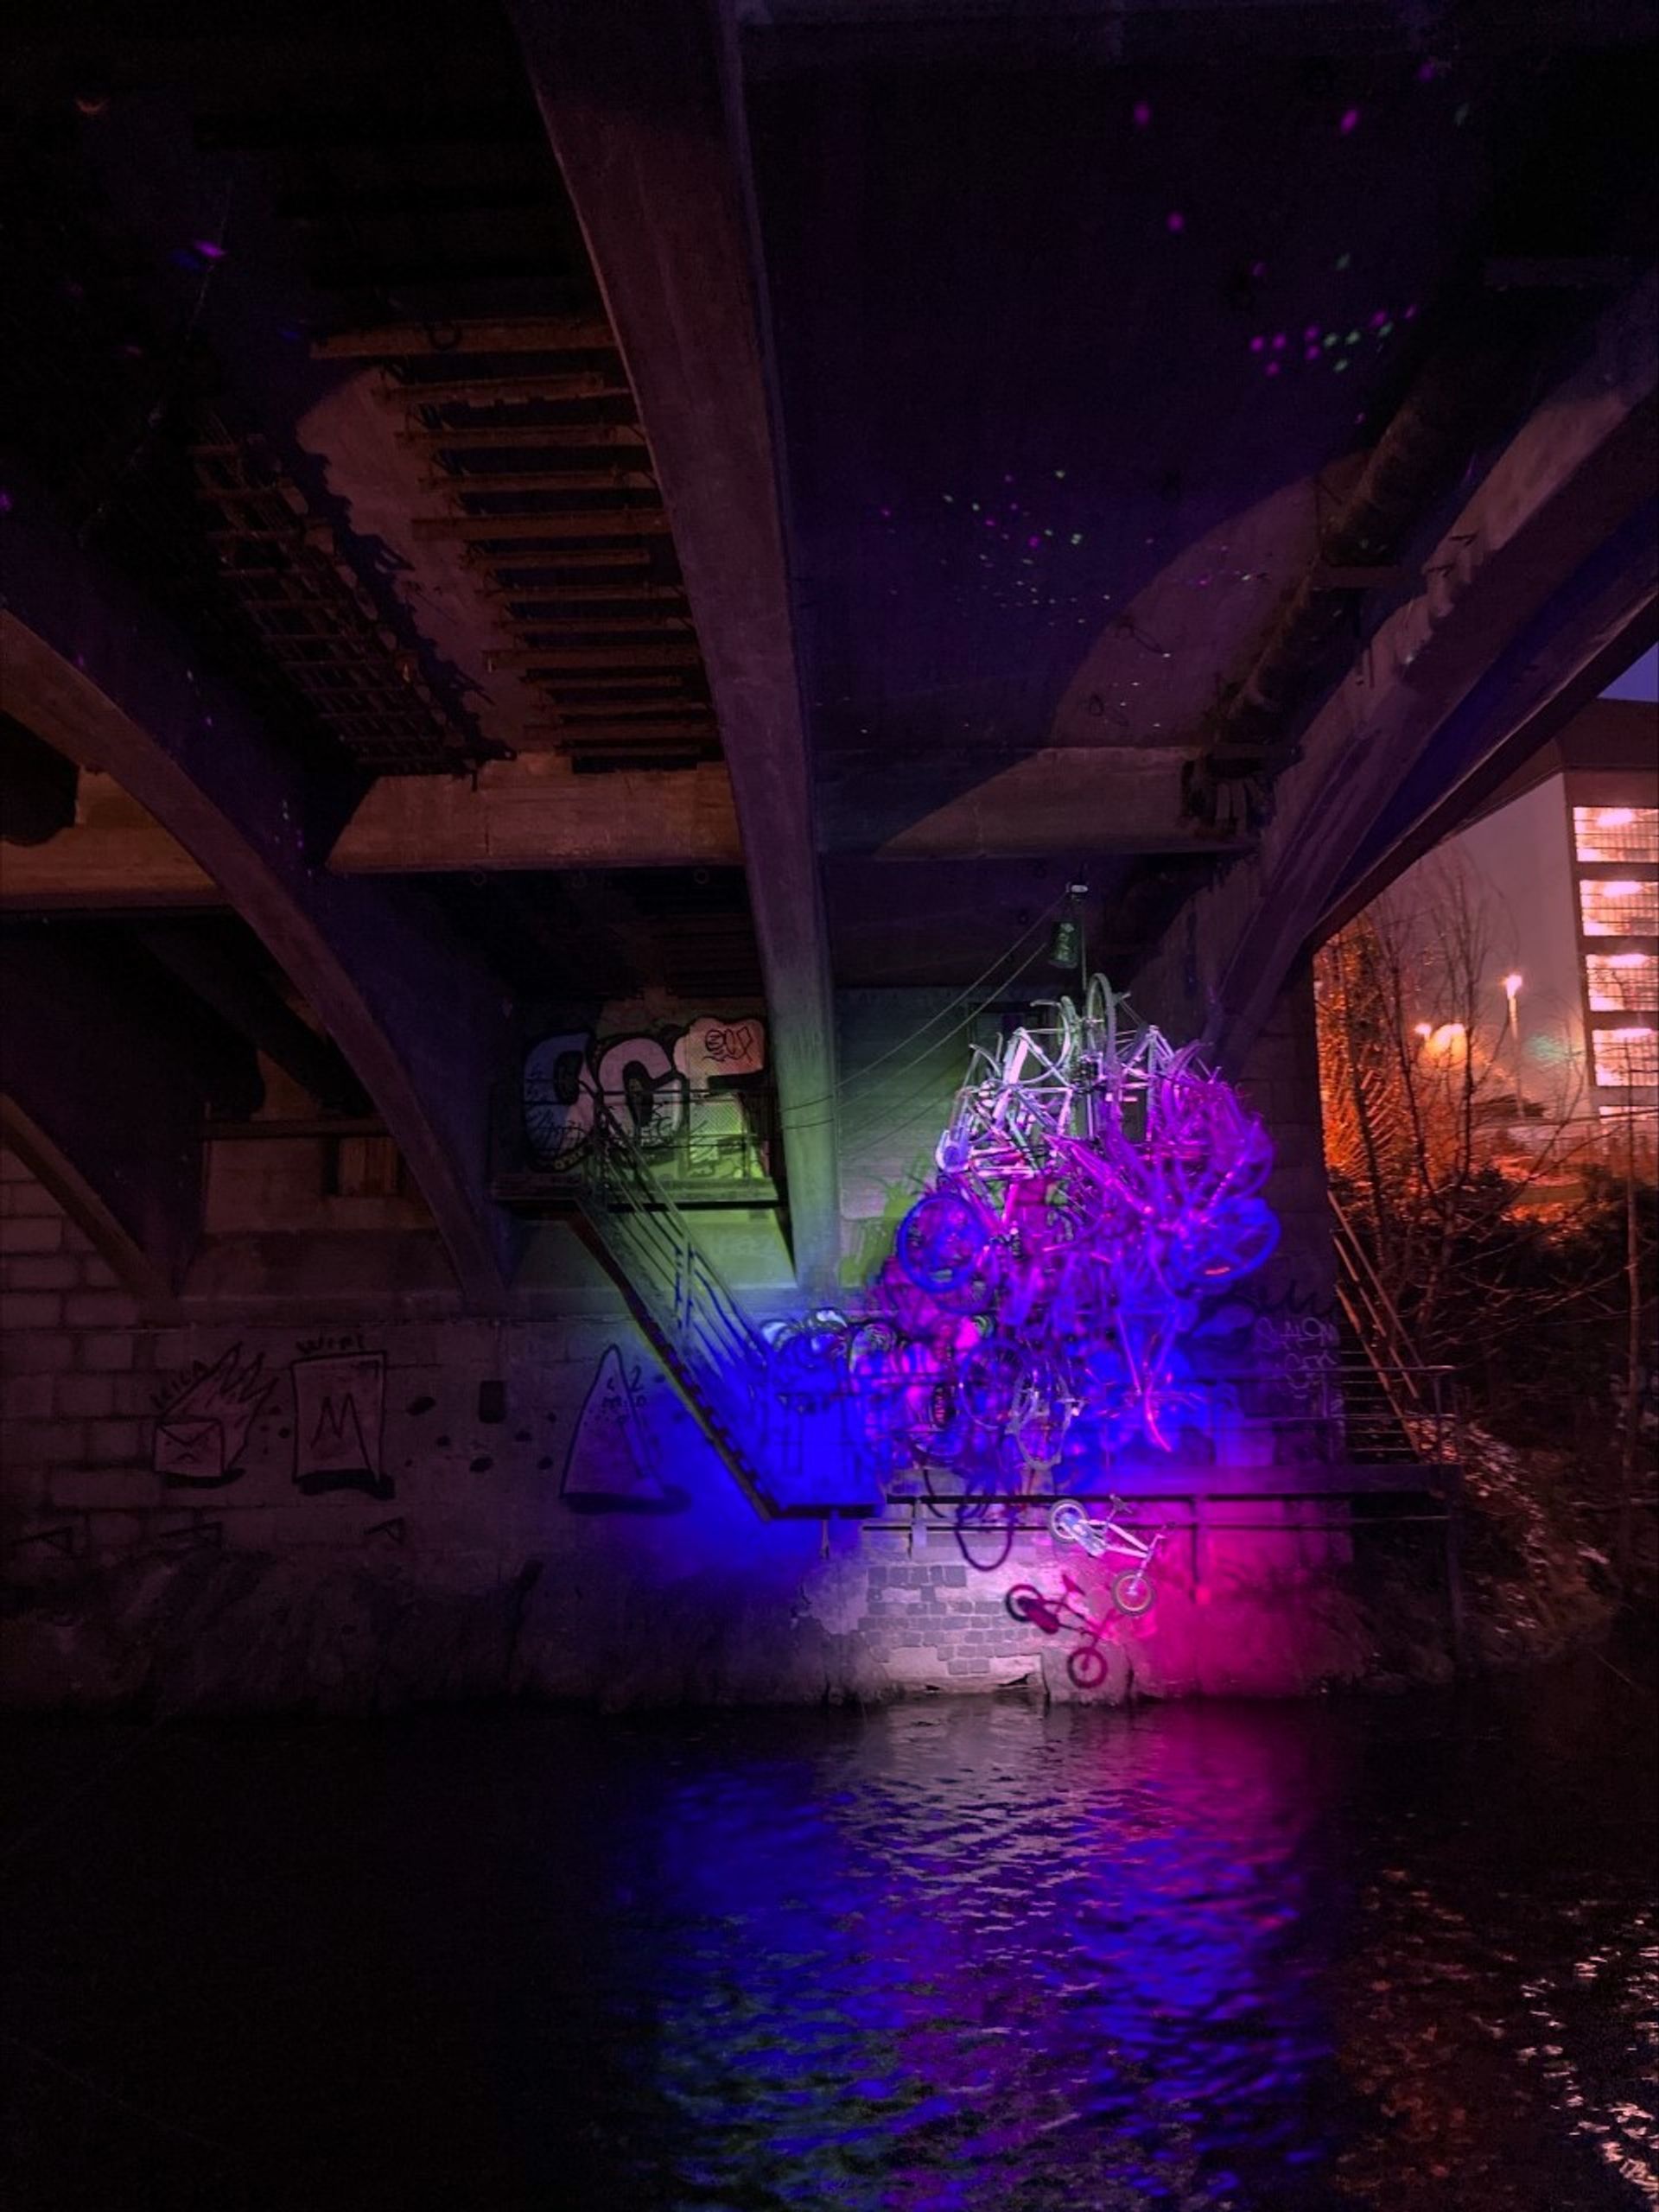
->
1047;1495;1168;1615
1005;1572;1116;1689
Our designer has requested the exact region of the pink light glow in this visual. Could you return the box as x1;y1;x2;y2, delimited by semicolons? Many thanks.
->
1133;100;1152;128
1166;211;1185;233
1339;107;1360;134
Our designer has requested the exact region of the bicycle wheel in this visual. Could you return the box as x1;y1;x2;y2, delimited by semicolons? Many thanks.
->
902;1372;969;1465
1047;1498;1095;1550
896;1189;988;1294
1026;1169;1101;1255
1006;1583;1057;1631
960;1342;1027;1432
1112;1568;1155;1617
1068;1641;1110;1690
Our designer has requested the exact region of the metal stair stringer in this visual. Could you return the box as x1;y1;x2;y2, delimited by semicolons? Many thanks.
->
1330;1193;1461;1467
569;1108;878;1522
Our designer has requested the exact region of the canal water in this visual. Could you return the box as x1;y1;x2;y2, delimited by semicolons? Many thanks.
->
3;1656;1655;2211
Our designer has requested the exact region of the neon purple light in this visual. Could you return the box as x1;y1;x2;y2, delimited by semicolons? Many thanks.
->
844;980;1278;1481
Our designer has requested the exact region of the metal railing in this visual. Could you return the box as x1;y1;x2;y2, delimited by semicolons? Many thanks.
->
572;1103;876;1517
859;1359;1461;1492
497;1085;778;1203
1329;1194;1464;1465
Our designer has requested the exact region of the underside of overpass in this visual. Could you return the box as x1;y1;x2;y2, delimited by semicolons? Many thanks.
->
0;5;1655;1701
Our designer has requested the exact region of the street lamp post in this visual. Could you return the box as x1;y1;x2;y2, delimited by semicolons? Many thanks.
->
1503;972;1523;1124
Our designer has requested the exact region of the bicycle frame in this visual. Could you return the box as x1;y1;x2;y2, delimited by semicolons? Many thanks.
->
866;971;1281;1468
1048;1495;1167;1573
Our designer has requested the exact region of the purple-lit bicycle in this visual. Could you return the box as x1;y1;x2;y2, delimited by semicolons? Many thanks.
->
1047;1496;1167;1616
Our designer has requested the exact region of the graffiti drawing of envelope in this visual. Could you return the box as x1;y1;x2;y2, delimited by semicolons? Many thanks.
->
155;1417;226;1484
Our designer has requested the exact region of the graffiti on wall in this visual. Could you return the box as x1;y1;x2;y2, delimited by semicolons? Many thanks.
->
153;1345;276;1488
523;1014;768;1178
561;1344;687;1513
292;1337;390;1499
1250;1311;1341;1402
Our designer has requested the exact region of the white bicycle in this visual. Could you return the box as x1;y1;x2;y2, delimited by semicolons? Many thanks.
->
1047;1495;1167;1615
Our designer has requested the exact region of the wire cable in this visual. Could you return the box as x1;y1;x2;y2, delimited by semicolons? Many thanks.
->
839;938;1055;1162
781;893;1071;1137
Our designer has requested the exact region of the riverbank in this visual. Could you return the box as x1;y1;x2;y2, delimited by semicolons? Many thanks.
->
1;1448;1640;1714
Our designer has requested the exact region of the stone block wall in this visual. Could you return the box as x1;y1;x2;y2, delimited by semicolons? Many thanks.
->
2;1140;1377;1713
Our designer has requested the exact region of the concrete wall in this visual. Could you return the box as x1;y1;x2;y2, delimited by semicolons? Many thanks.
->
835;987;979;1281
1229;962;1338;1315
1;960;1373;1714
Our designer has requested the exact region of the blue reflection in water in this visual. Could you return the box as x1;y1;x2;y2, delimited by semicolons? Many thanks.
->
4;1677;1652;2210
595;1704;1350;2209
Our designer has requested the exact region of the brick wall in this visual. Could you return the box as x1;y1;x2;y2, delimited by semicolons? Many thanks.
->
1;1150;151;1497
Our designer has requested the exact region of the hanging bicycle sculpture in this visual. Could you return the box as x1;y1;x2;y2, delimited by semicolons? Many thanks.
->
814;976;1279;1491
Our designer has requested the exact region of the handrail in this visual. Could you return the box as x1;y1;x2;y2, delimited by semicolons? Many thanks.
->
572;1101;779;1516
571;1101;883;1519
1327;1192;1463;1461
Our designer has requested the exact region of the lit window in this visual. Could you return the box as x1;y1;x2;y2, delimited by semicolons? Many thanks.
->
1580;878;1659;936
1586;951;1657;1013
1574;804;1659;863
1592;1027;1659;1087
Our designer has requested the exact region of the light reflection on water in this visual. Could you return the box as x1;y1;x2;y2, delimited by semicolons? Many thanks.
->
609;1705;1343;2210
1;1662;1655;2211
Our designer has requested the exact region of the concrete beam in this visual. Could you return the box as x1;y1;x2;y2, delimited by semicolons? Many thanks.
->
0;759;745;891
738;0;1654;70
1;489;523;1310
864;748;1247;860
330;756;743;874
1322;601;1659;938
137;923;371;1116
0;775;219;909
515;0;842;1290
1132;276;1659;1066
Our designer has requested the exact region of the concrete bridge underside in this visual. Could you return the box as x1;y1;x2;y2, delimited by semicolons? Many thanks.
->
3;2;1656;1717
2;1;1654;1322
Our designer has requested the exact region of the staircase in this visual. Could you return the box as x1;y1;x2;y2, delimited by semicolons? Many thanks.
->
570;1107;879;1520
1330;1196;1460;1467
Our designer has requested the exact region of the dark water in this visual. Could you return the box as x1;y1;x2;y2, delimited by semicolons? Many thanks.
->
2;1661;1656;2212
